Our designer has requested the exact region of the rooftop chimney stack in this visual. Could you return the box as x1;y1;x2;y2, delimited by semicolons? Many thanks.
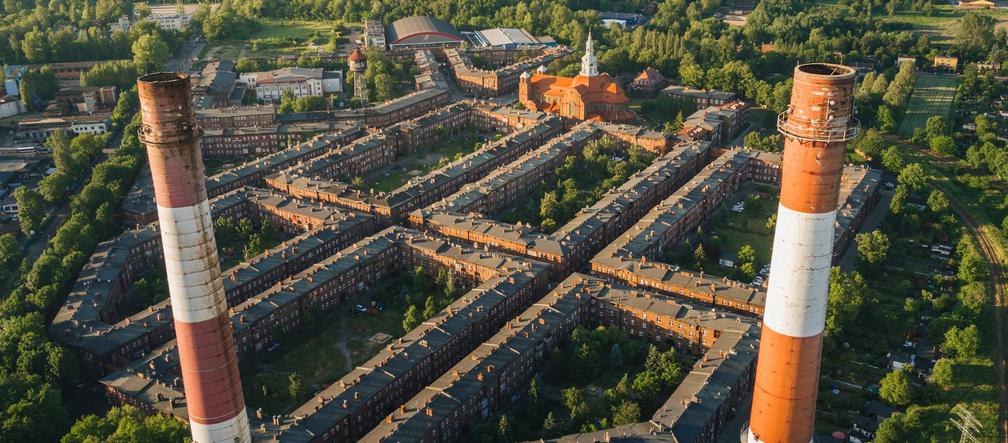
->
137;73;251;443
747;63;858;443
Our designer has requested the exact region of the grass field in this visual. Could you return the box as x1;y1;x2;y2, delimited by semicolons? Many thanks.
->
241;274;415;415
200;18;337;60
898;74;959;138
357;132;488;192
667;184;777;280
810;0;1008;44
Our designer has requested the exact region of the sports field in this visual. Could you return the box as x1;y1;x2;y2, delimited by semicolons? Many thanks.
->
898;74;958;137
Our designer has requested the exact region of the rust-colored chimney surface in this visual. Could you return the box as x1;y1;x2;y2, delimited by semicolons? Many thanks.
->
747;63;858;443
137;72;251;443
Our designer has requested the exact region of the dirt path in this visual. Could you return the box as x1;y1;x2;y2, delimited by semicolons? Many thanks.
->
941;187;1008;440
334;321;354;373
892;135;1008;438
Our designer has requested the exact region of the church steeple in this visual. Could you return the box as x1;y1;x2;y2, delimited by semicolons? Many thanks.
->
580;31;598;77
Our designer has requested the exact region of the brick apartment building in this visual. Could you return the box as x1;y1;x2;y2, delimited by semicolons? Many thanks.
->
410;140;710;275
100;227;551;442
446;46;569;98
678;100;750;146
591;149;882;316
52;188;374;375
196;105;277;130
362;273;759;443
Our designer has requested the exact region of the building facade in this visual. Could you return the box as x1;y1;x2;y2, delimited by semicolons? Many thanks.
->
241;67;343;102
519;35;635;123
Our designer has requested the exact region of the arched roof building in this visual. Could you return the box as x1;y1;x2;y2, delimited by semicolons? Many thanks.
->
386;16;464;50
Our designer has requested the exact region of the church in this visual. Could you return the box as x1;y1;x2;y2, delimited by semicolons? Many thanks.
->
518;34;636;123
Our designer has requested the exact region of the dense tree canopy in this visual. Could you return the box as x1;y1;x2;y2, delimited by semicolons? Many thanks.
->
825;267;866;339
61;405;188;443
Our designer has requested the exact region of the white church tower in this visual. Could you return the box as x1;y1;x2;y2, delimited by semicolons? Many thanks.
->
580;31;598;77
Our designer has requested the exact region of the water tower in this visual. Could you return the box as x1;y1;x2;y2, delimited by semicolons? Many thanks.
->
348;47;368;102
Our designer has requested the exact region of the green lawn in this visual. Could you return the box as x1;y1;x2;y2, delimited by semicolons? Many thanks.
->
467;326;692;441
241;274;415;415
899;74;959;138
200;19;337;61
240;269;468;416
667;184;778;280
810;0;1008;42
357;132;488;193
497;140;656;232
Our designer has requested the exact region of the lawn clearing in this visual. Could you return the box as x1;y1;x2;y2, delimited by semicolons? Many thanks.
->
809;0;1008;43
899;74;959;138
240;273;417;415
200;19;337;61
356;131;489;192
665;184;778;281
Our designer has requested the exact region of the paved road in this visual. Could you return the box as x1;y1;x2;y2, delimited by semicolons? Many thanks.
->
340;28;362;56
167;38;202;73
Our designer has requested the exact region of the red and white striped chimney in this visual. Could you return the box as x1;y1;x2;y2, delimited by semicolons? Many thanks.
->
137;73;251;443
747;63;858;443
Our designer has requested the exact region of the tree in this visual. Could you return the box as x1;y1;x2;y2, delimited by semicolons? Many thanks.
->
856;230;889;269
890;184;909;215
744;132;782;152
874;411;923;443
853;128;887;158
540;191;560;221
879;367;914;406
18;68;58;110
0;234;20;275
825;267;866;338
958;281;988;312
737;244;756;266
288;372;305;401
930;358;955;389
21;28;49;63
542;411;559;436
202;5;258;40
423;295;438;320
877;105;896;133
645;344;661;372
766;213;777;231
62;405;187;443
927;189;949;214
942;324;980;358
497;414;512;441
679;61;705;87
373;72;395;101
925;115;950;140
881;146;904;171
443;271;456;300
631;370;662;399
563;387;588;421
929;135;956;156
611;400;641;426
402;304;420;333
528;377;540;406
958;244;985;283
739;262;757;280
132;34;169;72
897;163;927;191
957;14;997;60
693;243;706;265
14;187;45;236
